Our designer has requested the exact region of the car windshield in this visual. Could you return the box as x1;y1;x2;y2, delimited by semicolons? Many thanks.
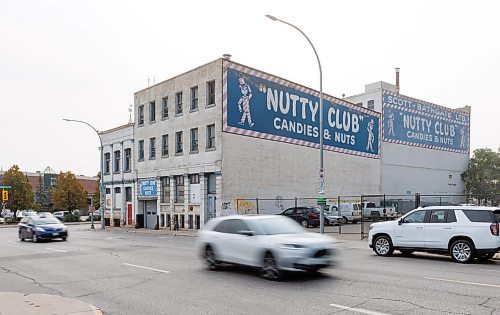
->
33;217;61;225
251;217;305;235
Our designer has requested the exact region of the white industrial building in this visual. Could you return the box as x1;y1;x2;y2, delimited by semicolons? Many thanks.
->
103;57;470;229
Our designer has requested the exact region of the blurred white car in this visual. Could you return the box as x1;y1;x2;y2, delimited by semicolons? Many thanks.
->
196;215;336;280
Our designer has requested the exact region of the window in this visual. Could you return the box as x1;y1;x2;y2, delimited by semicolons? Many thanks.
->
402;210;426;223
356;102;363;107
175;175;184;203
190;128;198;152
190;174;200;184
446;210;457;223
105;188;111;194
138;140;144;161
149;101;156;122
225;219;250;234
175;131;183;154
175;92;183;115
114;187;121;193
138;105;144;125
206;124;215;149
162;96;168;119
149;137;156;159
125;187;132;202
283;209;294;215
367;100;375;110
113;150;120;173
161;177;170;203
429;210;446;223
207;80;216;105
162;134;169;157
104;153;110;174
124;148;131;172
190;86;198;111
463;210;495;223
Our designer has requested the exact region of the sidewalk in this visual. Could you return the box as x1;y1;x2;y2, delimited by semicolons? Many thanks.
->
0;292;101;315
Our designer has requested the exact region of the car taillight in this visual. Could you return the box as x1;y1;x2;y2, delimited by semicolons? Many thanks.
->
311;212;318;218
491;223;499;236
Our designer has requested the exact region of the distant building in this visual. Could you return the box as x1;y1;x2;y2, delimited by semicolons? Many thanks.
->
0;166;98;211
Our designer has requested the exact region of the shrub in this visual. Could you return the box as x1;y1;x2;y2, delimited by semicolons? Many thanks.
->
63;212;80;222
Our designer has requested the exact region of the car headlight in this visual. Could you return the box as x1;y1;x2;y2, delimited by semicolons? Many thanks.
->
280;244;307;250
61;226;67;231
34;227;45;232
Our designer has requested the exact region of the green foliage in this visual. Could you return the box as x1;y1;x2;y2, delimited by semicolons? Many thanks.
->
0;165;34;217
63;211;80;222
92;172;101;210
51;171;87;211
462;148;500;204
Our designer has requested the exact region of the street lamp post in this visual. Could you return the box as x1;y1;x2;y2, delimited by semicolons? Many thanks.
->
266;14;325;234
63;118;105;230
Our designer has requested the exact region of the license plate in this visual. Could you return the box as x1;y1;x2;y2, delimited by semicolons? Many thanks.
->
52;233;59;236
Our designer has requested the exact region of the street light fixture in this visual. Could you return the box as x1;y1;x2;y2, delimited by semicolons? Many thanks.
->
62;118;105;230
266;14;326;234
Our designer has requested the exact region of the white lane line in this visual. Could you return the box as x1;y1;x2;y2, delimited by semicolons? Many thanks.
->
480;269;500;273
329;303;389;315
123;263;170;274
46;248;68;253
424;277;500;288
123;243;143;246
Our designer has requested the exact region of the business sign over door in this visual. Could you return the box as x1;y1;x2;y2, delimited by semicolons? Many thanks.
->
223;63;380;158
382;91;470;153
138;179;158;199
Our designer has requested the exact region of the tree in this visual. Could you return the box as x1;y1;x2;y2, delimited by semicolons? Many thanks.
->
462;148;500;205
51;171;87;211
92;172;101;210
0;165;34;217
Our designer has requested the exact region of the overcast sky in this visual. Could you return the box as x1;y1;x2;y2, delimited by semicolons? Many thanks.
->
1;0;499;176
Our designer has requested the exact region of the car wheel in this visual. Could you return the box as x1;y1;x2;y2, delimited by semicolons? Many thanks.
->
400;250;414;256
62;236;67;241
19;231;25;241
450;239;475;263
477;253;495;261
373;235;394;257
300;220;309;228
32;233;38;243
261;252;281;280
341;217;348;224
204;245;218;271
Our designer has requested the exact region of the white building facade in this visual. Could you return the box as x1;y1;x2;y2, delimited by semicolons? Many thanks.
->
100;123;136;226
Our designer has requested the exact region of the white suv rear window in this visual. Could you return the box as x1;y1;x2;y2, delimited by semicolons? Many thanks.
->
462;210;495;223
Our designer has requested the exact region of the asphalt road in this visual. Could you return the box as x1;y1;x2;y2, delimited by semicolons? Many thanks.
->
0;225;499;315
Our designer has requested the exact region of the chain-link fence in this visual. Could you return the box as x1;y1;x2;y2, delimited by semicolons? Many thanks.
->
234;193;500;239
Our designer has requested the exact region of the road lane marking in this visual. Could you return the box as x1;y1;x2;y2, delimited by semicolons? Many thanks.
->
123;243;143;246
424;277;500;288
480;269;500;273
46;248;68;253
123;263;170;274
329;303;389;315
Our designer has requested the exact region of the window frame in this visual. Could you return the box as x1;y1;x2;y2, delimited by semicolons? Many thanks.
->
190;128;199;153
138;105;144;126
149;101;156;123
190;85;199;111
206;124;215;150
149;137;156;159
175;131;183;155
161;177;170;203
124;148;131;172
113;150;121;173
161;96;168;119
161;134;169;157
104;152;111;174
206;80;216;106
138;140;145;161
175;91;183;115
174;175;184;203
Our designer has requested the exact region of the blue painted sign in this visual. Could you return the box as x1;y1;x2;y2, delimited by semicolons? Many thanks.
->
382;91;470;153
138;179;158;199
224;66;380;158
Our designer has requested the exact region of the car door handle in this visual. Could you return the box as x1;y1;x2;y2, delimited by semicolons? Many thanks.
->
416;227;423;229
444;227;452;230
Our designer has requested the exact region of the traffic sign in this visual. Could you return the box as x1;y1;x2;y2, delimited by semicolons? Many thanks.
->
0;186;12;189
2;190;8;201
317;197;326;206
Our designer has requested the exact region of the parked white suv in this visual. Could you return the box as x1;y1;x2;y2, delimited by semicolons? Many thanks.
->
368;206;500;263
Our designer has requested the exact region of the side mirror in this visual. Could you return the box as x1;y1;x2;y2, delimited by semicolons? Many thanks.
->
398;219;404;225
237;230;254;236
